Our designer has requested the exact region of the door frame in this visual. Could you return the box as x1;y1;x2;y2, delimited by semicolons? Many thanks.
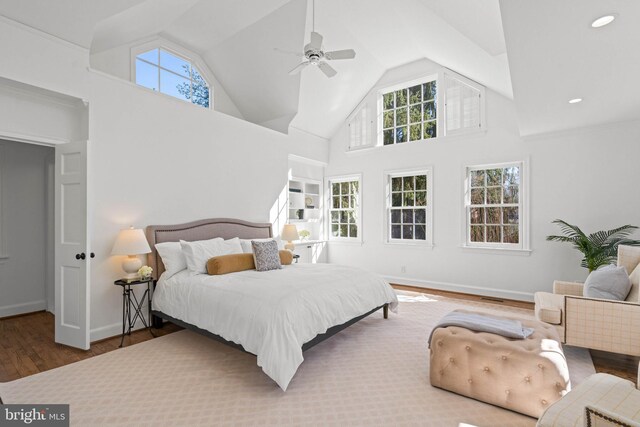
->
0;132;90;348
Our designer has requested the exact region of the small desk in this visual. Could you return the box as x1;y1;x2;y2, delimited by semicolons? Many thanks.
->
114;277;155;347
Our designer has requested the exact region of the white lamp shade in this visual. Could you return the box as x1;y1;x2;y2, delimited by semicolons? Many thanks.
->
111;227;151;256
281;224;299;242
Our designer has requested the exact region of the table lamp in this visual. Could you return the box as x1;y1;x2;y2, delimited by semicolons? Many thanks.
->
111;227;151;280
281;224;299;251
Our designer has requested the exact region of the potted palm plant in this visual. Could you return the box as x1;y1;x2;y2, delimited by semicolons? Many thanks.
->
546;219;640;272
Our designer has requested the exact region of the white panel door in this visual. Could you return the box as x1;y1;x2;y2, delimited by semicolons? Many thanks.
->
55;140;90;350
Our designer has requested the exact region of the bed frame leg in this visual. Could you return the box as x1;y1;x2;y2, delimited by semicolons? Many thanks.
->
152;314;164;329
383;304;389;319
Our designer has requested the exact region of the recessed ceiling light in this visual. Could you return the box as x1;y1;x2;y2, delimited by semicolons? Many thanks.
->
568;98;583;104
591;15;616;28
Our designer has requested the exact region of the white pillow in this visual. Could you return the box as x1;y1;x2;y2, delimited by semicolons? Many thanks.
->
180;237;243;274
584;265;632;301
240;238;284;253
155;241;187;279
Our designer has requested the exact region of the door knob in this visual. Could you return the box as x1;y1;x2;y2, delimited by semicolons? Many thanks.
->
75;253;86;260
90;252;95;258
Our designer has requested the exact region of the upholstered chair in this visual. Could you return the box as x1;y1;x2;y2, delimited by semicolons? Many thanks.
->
536;362;640;427
534;245;640;356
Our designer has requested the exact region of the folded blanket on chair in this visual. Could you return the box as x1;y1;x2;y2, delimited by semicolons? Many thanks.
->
428;310;535;347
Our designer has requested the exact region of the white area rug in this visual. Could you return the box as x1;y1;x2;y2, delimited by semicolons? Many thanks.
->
0;292;594;426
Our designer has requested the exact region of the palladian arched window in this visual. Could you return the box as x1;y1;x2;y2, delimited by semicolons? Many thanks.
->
134;48;210;108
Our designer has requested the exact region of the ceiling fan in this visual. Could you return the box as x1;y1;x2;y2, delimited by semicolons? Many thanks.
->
279;0;356;78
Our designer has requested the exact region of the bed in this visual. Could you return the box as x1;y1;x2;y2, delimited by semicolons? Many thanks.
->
146;218;398;390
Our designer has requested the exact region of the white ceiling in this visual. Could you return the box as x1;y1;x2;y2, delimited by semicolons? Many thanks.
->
500;0;640;136
0;0;145;48
420;0;506;56
7;0;634;140
290;0;512;138
0;0;512;139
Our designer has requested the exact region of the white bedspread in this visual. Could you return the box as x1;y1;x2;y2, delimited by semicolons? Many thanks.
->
152;263;398;390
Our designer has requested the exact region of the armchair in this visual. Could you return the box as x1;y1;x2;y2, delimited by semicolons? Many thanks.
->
536;361;640;427
534;245;640;356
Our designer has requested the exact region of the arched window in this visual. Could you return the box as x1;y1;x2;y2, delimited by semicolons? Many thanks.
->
134;48;210;108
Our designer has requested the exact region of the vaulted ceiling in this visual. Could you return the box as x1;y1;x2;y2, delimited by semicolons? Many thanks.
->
500;0;640;137
0;0;638;140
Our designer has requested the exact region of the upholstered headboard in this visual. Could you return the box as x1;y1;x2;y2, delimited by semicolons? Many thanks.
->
146;218;273;278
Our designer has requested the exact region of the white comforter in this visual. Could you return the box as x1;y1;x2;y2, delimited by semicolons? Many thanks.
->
152;263;398;390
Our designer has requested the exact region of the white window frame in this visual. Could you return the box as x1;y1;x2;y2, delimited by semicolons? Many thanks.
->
443;69;486;138
130;39;213;109
326;174;362;243
384;167;434;246
377;73;441;146
372;68;486;149
462;160;529;252
346;103;374;151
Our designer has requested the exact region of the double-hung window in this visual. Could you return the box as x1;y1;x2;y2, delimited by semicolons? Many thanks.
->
465;162;527;249
386;169;433;245
328;176;361;240
134;47;210;108
381;78;438;145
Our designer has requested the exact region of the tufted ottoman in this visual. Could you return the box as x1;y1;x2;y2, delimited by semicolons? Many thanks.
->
429;310;571;418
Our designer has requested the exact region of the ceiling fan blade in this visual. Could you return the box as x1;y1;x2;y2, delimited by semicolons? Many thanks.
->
309;31;323;50
274;47;303;57
289;61;310;75
324;49;356;60
317;61;337;78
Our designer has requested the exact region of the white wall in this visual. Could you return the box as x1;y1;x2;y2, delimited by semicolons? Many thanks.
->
325;61;640;301
0;18;329;341
0;139;54;317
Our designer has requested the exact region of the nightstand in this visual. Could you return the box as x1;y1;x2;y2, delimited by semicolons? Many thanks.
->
114;277;155;347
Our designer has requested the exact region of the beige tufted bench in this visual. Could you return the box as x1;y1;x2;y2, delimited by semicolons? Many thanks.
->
430;310;571;418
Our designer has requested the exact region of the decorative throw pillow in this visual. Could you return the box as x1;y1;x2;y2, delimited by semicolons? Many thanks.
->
207;250;294;275
181;237;243;274
279;250;293;265
584;265;632;301
251;239;281;272
155;241;187;278
207;253;255;275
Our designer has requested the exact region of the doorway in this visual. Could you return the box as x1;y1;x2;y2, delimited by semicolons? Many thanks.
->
0;139;54;317
0;77;90;350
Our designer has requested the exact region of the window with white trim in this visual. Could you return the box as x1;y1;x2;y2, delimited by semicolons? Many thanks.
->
386;169;433;244
134;48;210;108
465;163;524;248
375;69;485;148
444;72;482;135
328;176;361;240
347;106;372;150
381;79;437;145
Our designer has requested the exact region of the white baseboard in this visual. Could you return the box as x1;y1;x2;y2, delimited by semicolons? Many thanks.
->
0;300;46;318
384;275;534;302
90;319;152;343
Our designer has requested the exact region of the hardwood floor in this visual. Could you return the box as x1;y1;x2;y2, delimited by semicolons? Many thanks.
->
392;284;535;310
1;291;637;386
0;311;181;382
